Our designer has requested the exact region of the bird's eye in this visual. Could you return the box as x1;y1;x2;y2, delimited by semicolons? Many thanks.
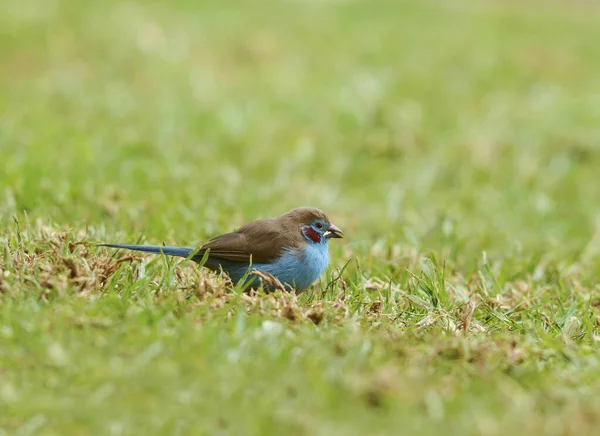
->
315;222;324;230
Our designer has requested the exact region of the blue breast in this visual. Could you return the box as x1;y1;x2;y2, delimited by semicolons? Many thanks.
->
214;243;330;291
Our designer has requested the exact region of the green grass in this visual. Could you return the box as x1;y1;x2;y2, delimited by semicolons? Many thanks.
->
2;0;600;434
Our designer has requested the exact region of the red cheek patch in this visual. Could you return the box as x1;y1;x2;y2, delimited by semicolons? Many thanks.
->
303;226;321;243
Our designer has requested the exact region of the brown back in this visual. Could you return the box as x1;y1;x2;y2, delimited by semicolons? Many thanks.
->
193;207;330;264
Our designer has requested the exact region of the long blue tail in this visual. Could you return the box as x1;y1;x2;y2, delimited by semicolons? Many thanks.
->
100;244;194;259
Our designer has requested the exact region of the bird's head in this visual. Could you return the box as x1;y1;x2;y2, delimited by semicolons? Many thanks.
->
283;207;343;245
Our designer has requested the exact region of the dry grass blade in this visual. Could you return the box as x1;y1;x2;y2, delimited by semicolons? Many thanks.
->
249;270;294;293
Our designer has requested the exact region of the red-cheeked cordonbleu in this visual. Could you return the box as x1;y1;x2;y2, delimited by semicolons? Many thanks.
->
102;207;343;291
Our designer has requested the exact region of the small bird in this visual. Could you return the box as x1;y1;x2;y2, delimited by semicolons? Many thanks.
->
101;207;343;291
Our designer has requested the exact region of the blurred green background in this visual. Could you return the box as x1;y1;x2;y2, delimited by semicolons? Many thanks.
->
1;0;600;434
2;0;599;260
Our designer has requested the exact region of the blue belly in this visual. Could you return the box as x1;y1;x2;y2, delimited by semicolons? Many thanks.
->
208;244;330;291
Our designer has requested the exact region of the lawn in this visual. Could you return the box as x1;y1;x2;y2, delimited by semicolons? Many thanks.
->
2;0;600;434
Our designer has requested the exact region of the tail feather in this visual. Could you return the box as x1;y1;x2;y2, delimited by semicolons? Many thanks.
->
100;244;194;259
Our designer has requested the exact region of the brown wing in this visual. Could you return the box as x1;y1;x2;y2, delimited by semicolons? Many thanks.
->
193;218;304;264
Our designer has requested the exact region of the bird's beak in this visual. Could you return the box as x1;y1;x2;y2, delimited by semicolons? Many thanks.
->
324;224;344;239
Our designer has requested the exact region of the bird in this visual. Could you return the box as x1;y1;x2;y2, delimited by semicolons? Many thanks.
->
101;207;343;291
